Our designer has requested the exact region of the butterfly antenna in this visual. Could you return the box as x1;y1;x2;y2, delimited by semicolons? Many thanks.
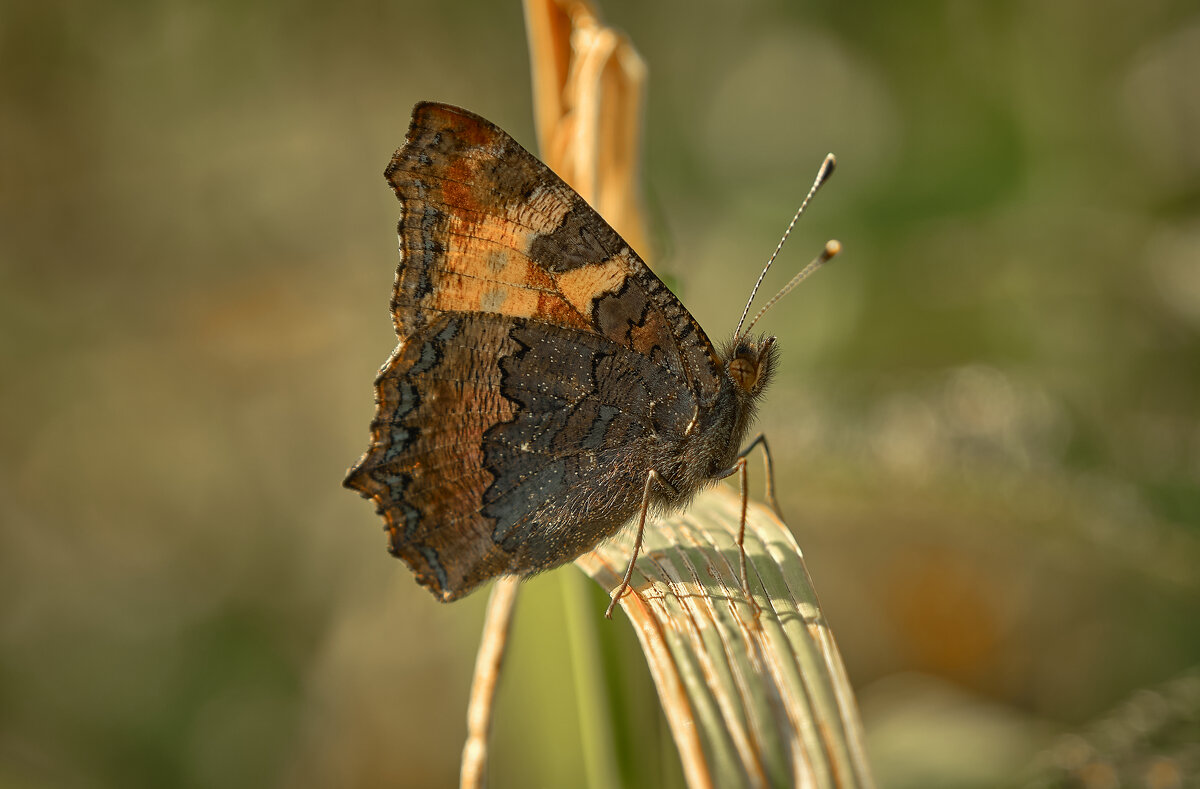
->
740;239;841;338
732;153;837;343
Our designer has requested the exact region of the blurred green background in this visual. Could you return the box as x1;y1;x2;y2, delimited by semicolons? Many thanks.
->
3;0;1199;786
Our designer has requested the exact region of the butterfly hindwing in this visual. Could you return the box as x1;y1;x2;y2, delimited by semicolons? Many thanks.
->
345;312;698;600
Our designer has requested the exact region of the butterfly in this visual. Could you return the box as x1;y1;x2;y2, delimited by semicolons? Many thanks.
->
344;102;837;617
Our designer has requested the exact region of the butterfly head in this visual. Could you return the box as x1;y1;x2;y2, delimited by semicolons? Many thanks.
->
724;335;778;397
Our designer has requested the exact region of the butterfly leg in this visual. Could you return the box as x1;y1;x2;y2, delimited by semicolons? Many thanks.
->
736;455;754;607
718;455;761;616
737;433;783;519
717;433;782;613
606;468;666;620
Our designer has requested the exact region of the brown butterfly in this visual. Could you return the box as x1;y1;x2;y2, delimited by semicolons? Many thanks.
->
345;102;837;617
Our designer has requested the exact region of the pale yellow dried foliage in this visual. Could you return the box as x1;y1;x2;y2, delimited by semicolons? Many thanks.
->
576;487;876;788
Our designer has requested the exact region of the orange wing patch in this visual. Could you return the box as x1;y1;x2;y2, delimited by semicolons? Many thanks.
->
556;254;629;316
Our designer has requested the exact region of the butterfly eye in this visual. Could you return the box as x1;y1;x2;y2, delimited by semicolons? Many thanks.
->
728;355;760;391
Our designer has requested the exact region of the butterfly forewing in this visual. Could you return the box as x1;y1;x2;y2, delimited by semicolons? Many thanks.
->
387;102;723;394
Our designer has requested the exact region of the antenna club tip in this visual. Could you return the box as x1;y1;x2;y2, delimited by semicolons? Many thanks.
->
822;239;842;260
815;154;837;187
